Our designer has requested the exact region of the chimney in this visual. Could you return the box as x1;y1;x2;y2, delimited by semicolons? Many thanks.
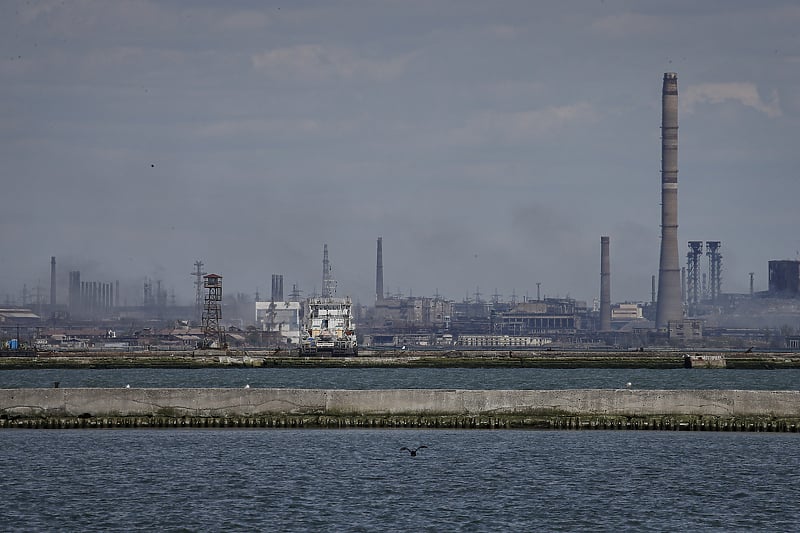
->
651;275;656;305
271;274;284;302
655;72;683;328
376;237;384;302
50;256;56;306
600;236;611;331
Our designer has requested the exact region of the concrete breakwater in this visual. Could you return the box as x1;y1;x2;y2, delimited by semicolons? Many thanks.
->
2;388;800;431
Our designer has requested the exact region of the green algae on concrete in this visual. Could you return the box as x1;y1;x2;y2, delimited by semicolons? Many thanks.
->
2;413;800;432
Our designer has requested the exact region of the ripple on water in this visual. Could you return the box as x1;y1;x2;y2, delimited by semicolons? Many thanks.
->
1;430;800;531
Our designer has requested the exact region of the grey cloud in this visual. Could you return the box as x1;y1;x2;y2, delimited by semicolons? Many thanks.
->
683;82;782;118
251;45;415;82
446;103;598;147
1;0;799;308
591;12;668;38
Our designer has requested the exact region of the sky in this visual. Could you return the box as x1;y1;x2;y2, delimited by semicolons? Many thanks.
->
2;0;799;309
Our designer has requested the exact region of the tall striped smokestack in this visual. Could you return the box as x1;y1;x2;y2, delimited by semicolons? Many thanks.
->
376;237;384;302
50;256;56;306
600;236;611;331
656;72;683;328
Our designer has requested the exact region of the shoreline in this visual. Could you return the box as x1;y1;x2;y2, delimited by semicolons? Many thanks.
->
1;349;799;369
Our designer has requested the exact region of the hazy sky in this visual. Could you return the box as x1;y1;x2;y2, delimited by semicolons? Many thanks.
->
2;0;799;308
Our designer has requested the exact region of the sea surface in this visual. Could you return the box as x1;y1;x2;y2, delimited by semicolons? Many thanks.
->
1;366;800;390
3;368;800;531
1;429;799;532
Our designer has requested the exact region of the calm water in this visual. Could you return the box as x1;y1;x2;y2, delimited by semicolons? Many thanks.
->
2;367;800;390
1;429;799;532
3;370;800;531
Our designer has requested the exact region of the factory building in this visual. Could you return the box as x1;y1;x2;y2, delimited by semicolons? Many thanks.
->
494;300;582;337
371;296;452;331
0;308;40;326
455;335;551;348
668;319;704;341
255;300;302;346
768;260;800;296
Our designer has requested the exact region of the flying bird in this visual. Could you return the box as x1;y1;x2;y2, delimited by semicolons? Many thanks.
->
400;446;427;456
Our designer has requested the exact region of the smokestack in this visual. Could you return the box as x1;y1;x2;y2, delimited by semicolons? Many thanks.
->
271;274;284;302
655;72;683;328
50;256;56;306
651;275;656;305
600;236;611;331
69;271;80;311
376;237;384;302
681;266;686;305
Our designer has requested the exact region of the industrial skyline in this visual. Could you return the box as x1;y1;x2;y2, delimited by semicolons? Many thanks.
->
2;2;799;307
9;235;794;314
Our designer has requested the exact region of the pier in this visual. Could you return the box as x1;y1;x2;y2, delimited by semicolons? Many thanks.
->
2;388;800;431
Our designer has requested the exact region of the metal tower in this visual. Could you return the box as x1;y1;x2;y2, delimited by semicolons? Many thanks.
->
702;273;708;301
706;241;722;303
289;283;303;302
191;260;206;324
202;273;226;349
322;244;337;298
687;241;703;313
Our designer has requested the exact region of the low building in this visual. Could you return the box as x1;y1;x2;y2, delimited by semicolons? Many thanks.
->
372;296;452;330
495;300;580;336
668;319;704;341
255;301;302;346
612;303;643;320
0;308;40;325
455;335;551;348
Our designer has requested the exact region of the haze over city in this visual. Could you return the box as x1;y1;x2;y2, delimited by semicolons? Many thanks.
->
2;1;799;308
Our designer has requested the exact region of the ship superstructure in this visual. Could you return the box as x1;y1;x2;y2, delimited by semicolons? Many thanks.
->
300;296;357;355
299;244;357;355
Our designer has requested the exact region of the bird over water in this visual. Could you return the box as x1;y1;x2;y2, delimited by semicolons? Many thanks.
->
400;446;427;456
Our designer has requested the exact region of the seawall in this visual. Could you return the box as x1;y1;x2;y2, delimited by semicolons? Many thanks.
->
2;388;800;431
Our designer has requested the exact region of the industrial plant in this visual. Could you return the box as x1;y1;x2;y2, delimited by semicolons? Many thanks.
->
3;72;800;353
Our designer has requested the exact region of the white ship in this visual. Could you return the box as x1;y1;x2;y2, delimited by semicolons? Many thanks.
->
299;296;358;356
